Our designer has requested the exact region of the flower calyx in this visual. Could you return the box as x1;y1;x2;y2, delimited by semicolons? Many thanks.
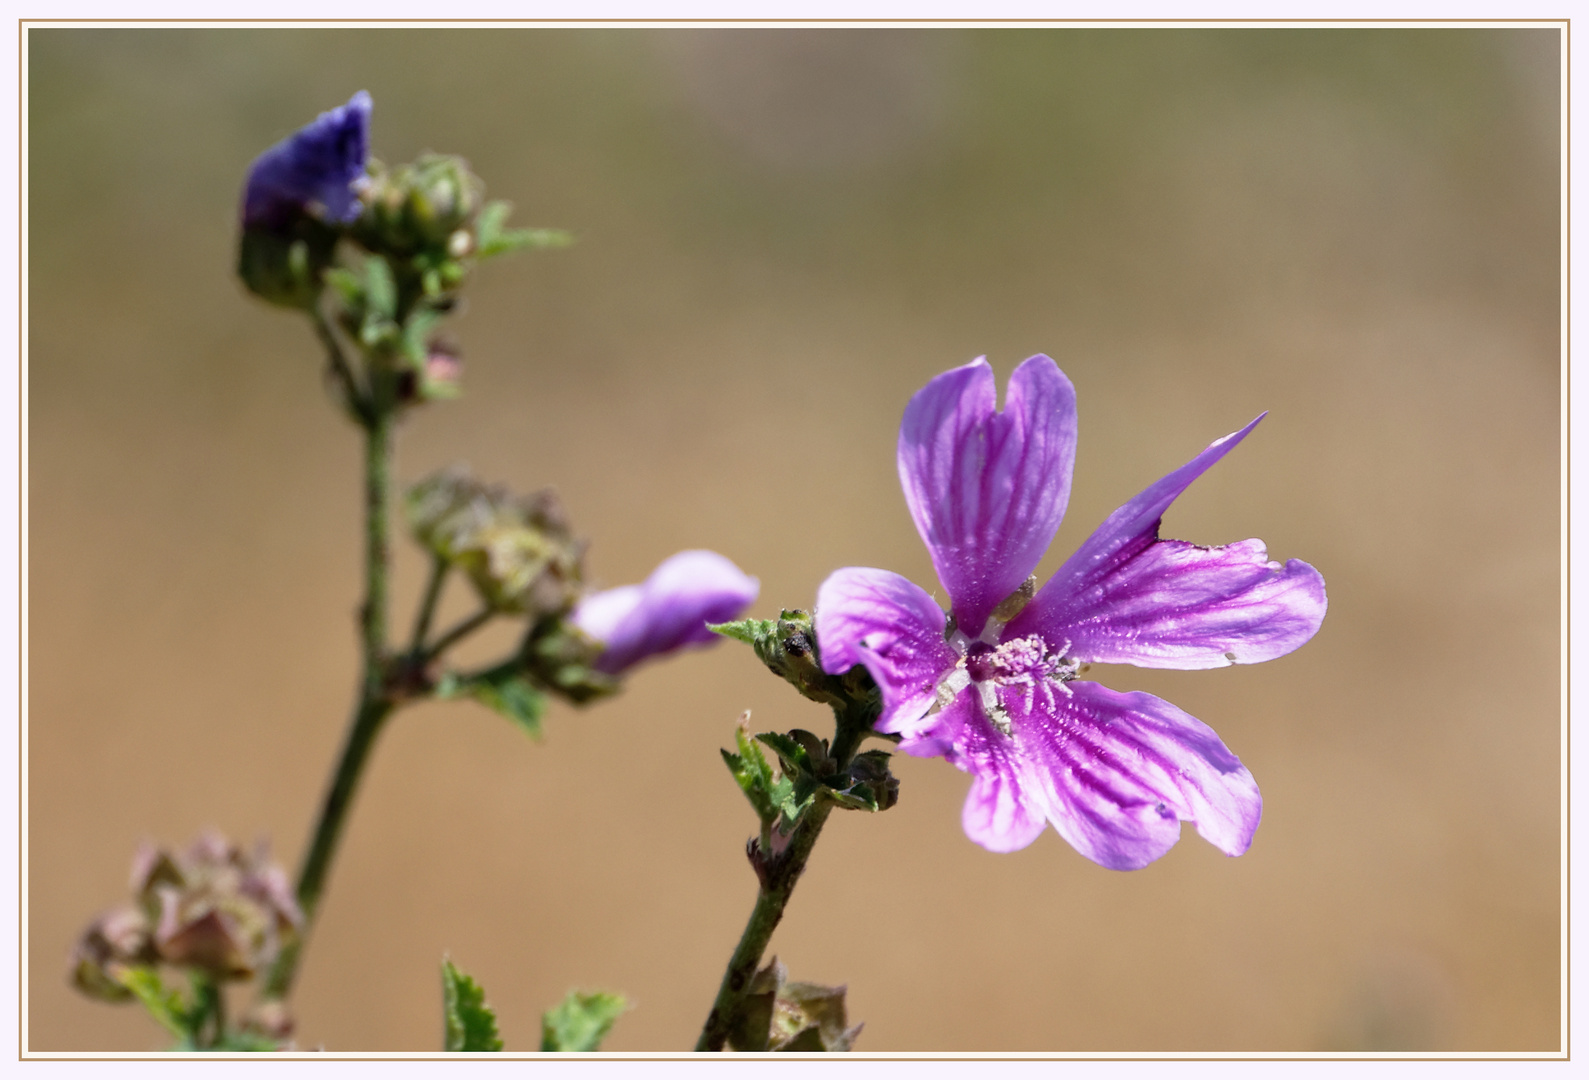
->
711;609;879;723
724;957;863;1052
406;468;586;618
722;716;898;842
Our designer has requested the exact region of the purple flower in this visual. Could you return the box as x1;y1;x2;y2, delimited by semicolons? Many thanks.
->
241;91;372;231
814;356;1326;868
573;550;760;675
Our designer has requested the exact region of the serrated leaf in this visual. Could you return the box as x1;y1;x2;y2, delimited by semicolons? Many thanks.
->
481;229;574;259
114;967;192;1041
755;731;809;772
708;617;774;646
541;990;627;1051
440;670;547;739
442;958;504;1052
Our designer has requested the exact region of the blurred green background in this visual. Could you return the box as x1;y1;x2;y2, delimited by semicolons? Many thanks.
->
27;27;1560;1051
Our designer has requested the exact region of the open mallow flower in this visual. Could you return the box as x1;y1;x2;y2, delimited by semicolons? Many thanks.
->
241;90;372;232
814;356;1326;869
573;550;760;674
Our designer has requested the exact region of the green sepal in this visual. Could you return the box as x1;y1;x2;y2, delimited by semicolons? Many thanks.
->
476;200;574;260
321;266;362;308
824;749;899;813
710;611;881;720
540;989;627;1051
363;254;397;321
721;718;778;821
755;730;814;774
401;307;444;365
437;669;547;740
442;957;504;1052
113;967;193;1042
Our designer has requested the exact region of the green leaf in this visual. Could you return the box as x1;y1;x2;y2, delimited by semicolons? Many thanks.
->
541;990;627;1051
363;254;397;320
475;200;574;259
442;958;504;1052
708;617;774;646
114;967;193;1041
401;307;443;364
722;715;780;820
474;200;512;251
755;731;810;773
322;267;362;309
439;669;547;739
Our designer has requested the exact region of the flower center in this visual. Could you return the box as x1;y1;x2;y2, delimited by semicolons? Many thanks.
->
934;633;1078;737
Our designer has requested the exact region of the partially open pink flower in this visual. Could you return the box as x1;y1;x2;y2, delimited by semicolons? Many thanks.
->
573;550;759;674
814;356;1326;868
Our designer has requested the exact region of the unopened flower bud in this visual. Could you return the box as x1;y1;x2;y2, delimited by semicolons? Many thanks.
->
241;91;371;233
72;831;303;993
237;92;371;308
406;469;585;616
69;904;156;1002
356;153;485;255
397;344;464;406
572;550;758;675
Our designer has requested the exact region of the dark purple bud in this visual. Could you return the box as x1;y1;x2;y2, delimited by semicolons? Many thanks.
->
241;91;371;232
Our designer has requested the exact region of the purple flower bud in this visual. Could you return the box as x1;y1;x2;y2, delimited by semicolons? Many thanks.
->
572;550;759;674
241;91;372;232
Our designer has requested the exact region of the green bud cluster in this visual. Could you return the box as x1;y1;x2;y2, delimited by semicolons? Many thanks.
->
406;468;585;618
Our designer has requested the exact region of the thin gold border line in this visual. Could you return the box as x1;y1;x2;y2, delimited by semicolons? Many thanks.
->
8;17;1578;28
1563;15;1573;1061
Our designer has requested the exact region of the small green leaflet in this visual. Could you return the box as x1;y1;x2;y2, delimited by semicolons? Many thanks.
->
114;967;192;1042
475;200;574;260
442;957;504;1052
437;669;547;739
541;989;628;1051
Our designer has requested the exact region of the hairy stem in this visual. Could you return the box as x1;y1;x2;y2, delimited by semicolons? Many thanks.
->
694;701;874;1052
694;800;834;1052
264;406;395;999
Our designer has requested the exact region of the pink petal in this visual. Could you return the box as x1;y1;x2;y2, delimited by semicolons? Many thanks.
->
572;550;759;674
954;711;1048;853
814;566;957;736
1009;681;1261;870
897;355;1077;637
1014;413;1325;668
1017;536;1327;669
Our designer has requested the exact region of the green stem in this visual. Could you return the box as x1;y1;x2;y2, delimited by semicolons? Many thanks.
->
312;308;369;424
695;800;834;1052
424;607;494;662
189;974;224;1049
264;406;396;999
408;555;449;657
694;701;874;1053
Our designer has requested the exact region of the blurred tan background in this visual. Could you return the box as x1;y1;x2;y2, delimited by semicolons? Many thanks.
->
26;28;1560;1052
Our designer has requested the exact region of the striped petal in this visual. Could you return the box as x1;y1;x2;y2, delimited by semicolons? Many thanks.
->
897;355;1077;637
